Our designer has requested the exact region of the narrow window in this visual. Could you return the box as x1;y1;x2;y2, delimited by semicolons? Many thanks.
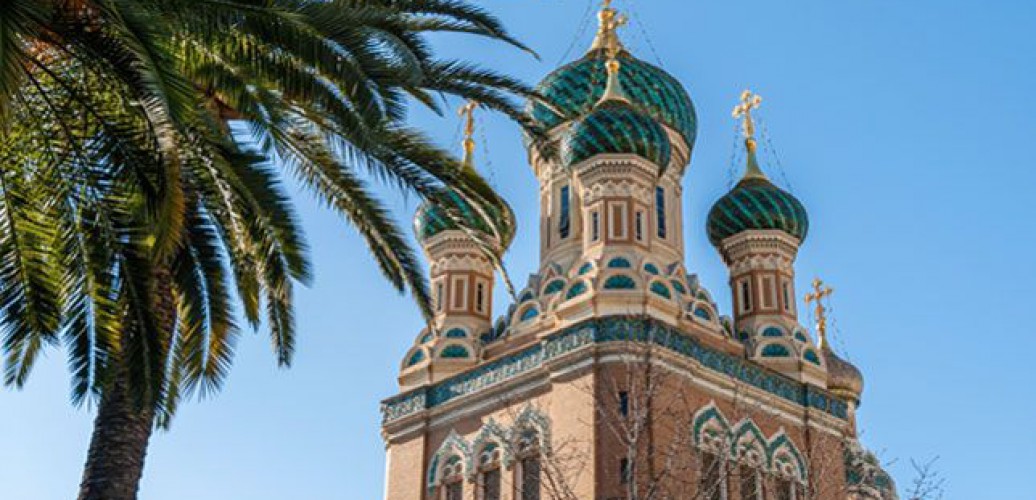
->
476;283;485;313
481;468;501;500
739;465;760;500
655;187;667;239
620;458;632;484
776;478;794;500
700;452;725;500
444;480;462;500
520;456;541;500
591;211;600;241
559;185;570;239
453;278;467;310
635;211;644;241
619;391;629;417
762;276;775;309
740;280;752;313
782;281;791;312
436;282;444;312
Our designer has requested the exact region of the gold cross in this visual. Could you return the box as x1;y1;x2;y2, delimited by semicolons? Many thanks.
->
804;278;834;348
592;0;628;56
732;89;763;142
458;100;479;168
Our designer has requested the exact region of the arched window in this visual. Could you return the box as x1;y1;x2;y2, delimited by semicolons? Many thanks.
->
607;257;632;269
699;451;726;500
439;455;464;500
577;262;593;276
775;477;795;500
604;275;636;290
516;430;541;500
670;280;687;294
803;349;821;365
520;290;535;302
794;331;809;343
477;444;502;500
643;263;660;275
445;328;467;339
762;326;784;337
738;464;761;500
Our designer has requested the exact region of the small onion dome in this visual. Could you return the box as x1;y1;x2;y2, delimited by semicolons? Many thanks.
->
413;190;516;253
529;51;697;150
561;100;672;169
824;348;864;405
706;174;809;247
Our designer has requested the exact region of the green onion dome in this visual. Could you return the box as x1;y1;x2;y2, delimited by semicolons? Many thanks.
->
706;174;809;247
413;190;516;252
561;100;672;168
529;51;696;150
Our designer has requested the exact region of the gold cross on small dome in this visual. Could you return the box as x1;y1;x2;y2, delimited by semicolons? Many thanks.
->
458;100;479;169
732;90;763;144
804;277;835;348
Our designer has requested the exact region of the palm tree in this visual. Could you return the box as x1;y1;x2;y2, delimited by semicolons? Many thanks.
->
0;1;539;498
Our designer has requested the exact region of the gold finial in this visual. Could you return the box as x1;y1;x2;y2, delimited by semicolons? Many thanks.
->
732;89;766;179
458;100;478;170
804;277;835;350
590;0;628;55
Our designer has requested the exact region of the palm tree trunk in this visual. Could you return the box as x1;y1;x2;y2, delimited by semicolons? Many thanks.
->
78;264;173;500
76;377;155;500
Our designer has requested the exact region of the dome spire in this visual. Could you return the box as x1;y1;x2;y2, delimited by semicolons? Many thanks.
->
459;100;479;171
732;89;767;180
594;3;630;106
589;0;627;55
804;277;835;351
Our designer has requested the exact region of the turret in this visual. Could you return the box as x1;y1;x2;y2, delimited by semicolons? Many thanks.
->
400;102;515;390
706;91;821;384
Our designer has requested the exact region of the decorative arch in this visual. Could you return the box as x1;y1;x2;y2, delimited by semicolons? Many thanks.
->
691;304;715;322
576;261;594;276
603;274;637;290
669;279;688;295
643;262;660;275
767;431;808;483
467;420;509;480
439;343;472;359
803;349;821;365
607;256;632;269
691;402;730;452
509;404;552;463
565;281;589;300
427;430;472;493
542;279;566;295
517;305;540;322
519;289;536;303
445;327;468;339
760;343;792;357
762;326;785;337
404;347;428;368
730;419;767;466
649;280;672;299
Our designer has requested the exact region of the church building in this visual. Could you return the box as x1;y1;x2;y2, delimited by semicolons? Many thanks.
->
381;3;896;499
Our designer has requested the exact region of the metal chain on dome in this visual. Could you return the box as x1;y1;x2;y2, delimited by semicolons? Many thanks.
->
626;1;666;67
758;118;796;192
727;119;744;189
557;0;597;65
477;112;498;187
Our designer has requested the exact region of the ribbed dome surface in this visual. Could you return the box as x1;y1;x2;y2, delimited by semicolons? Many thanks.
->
414;191;515;251
824;348;864;404
529;51;696;149
706;177;809;246
561;101;672;168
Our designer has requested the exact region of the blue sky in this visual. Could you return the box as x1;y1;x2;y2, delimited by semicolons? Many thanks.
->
2;1;1034;498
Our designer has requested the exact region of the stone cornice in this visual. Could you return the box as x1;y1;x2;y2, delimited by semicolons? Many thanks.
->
381;316;849;427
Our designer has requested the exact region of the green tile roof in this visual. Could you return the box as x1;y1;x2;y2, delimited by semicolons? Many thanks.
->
529;51;696;150
562;101;672;168
706;177;809;246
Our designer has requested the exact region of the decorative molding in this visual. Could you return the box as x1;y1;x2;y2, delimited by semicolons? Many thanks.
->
382;317;850;425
